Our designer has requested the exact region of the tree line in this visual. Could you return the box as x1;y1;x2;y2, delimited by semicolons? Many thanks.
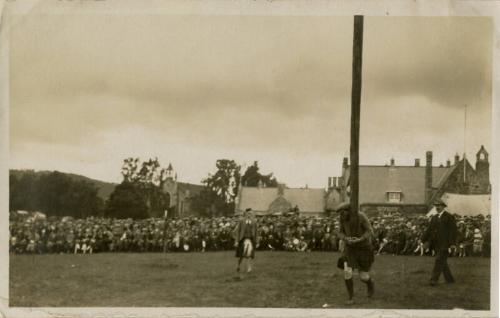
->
10;171;104;218
9;159;278;219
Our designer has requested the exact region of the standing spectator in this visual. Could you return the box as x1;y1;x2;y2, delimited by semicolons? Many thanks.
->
473;228;483;256
422;199;457;286
323;223;333;251
464;224;474;256
482;223;491;257
456;221;467;257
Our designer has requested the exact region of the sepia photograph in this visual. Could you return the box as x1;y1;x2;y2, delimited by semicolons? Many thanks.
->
1;1;498;317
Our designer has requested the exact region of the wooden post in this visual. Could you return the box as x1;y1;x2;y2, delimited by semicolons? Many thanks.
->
163;209;168;253
349;15;364;217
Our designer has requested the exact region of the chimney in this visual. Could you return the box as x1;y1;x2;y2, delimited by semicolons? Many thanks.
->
425;151;433;203
390;158;395;166
328;177;333;188
277;183;285;196
446;160;451;167
342;157;349;169
454;153;460;165
414;159;420;167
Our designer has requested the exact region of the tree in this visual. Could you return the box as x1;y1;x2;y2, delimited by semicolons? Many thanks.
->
241;161;278;187
34;171;103;217
9;172;39;212
105;182;148;219
67;180;104;218
37;172;72;217
202;159;241;216
189;187;220;217
107;157;170;218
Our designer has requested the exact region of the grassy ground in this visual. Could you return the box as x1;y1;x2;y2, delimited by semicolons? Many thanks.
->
9;251;490;309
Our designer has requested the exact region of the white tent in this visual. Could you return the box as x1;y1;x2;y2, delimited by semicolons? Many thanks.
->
427;193;491;217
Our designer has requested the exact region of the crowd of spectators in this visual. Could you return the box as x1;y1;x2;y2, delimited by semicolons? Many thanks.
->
9;211;491;257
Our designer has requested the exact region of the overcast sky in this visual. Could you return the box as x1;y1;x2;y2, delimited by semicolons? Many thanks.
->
9;15;492;188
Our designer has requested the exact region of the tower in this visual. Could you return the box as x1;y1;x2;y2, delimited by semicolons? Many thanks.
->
165;163;176;180
163;163;178;213
475;145;490;193
425;151;433;203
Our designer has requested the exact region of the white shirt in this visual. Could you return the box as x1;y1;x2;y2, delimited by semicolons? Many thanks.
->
437;209;446;218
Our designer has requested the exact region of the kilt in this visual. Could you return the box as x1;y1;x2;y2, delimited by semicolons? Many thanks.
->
344;245;374;272
235;238;255;259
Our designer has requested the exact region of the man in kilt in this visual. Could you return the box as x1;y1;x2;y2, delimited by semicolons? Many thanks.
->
233;208;258;273
336;202;375;305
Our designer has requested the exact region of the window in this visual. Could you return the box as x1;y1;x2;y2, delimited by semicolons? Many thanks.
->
387;192;401;203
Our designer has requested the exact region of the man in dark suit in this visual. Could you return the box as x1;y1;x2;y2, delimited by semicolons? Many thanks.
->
422;199;457;286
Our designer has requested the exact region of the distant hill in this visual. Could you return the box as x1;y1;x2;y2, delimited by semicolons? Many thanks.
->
10;169;117;201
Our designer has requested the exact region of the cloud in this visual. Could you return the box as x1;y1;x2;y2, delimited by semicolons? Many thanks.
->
363;17;492;108
9;15;493;187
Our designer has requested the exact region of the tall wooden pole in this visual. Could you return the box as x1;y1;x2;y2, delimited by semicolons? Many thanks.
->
463;104;467;183
349;15;364;216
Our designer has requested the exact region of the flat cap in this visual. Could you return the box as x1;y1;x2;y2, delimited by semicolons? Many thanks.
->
433;198;447;207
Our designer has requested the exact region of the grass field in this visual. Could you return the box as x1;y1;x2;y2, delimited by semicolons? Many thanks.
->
9;251;490;309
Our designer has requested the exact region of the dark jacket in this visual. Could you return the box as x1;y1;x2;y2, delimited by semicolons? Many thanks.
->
337;212;374;248
232;217;258;243
422;211;457;251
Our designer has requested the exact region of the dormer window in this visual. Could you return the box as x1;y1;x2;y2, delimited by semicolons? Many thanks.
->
387;191;402;203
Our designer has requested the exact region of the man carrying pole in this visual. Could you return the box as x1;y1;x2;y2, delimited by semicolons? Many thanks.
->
336;202;375;304
337;14;375;305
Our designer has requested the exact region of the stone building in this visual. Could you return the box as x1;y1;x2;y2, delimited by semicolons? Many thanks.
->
235;178;342;216
162;164;205;217
338;146;491;215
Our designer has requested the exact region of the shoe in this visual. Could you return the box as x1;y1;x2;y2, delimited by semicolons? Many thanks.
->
344;299;355;305
429;280;437;286
367;281;375;298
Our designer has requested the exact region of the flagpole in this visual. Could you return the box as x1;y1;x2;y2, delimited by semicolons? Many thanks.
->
463;104;467;183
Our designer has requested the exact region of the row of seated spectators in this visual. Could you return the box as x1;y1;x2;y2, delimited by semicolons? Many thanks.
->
9;211;491;257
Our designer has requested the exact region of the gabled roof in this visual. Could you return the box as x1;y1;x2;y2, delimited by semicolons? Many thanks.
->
345;166;452;205
427;158;478;206
238;186;325;213
238;187;278;212
284;188;325;212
